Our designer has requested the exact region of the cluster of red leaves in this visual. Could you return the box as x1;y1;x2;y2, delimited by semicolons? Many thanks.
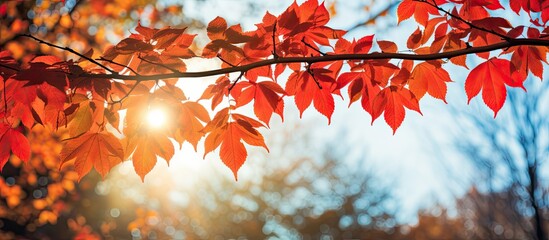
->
1;0;548;180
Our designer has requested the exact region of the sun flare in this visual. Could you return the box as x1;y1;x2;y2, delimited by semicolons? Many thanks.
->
146;108;167;128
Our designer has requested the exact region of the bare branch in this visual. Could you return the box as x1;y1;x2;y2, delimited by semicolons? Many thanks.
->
347;1;399;32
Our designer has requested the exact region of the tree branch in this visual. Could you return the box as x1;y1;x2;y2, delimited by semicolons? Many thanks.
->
272;20;278;59
228;72;245;92
302;37;326;56
69;38;549;81
347;1;399;32
137;55;183;74
217;54;237;67
21;34;117;74
418;0;510;41
97;57;140;75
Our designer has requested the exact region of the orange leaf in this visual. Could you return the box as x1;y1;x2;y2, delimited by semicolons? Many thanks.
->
220;123;248;180
67;100;93;136
60;132;124;180
176;101;210;150
123;127;175;182
377;40;398;53
409;61;452;102
207;17;228;41
203;110;268;179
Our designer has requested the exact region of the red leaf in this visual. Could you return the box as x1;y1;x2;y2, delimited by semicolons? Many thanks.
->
286;71;335;122
232;81;285;125
407;27;423;49
465;58;519;117
397;0;442;26
354;35;374;54
0;124;30;170
371;86;421;134
508;45;547;81
207;17;228;40
114;38;154;54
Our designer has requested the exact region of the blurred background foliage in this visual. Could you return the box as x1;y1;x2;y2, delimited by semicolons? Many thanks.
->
0;0;548;239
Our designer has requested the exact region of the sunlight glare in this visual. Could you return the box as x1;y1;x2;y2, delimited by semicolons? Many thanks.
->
146;108;167;128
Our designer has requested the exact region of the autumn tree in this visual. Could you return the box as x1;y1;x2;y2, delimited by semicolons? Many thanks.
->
401;185;548;240
0;0;548;191
402;205;468;240
0;0;206;58
0;126;100;239
441;77;549;240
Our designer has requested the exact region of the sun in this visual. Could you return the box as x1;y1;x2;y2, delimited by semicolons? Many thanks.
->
146;108;167;128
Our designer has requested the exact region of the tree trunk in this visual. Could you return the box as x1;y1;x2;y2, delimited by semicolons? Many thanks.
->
528;165;546;240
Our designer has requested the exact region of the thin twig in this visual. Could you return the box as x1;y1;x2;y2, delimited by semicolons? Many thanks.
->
301;37;327;56
347;1;399;32
228;72;245;92
418;0;511;41
97;57;140;75
137;55;183;74
60;131;87;142
217;54;237;67
109;81;141;105
154;82;187;101
306;63;322;89
272;20;279;59
22;34;117;74
0;63;20;72
2;79;7;116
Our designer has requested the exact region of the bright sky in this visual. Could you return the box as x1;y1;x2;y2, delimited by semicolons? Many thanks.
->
94;0;549;230
154;0;471;223
143;0;549;224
